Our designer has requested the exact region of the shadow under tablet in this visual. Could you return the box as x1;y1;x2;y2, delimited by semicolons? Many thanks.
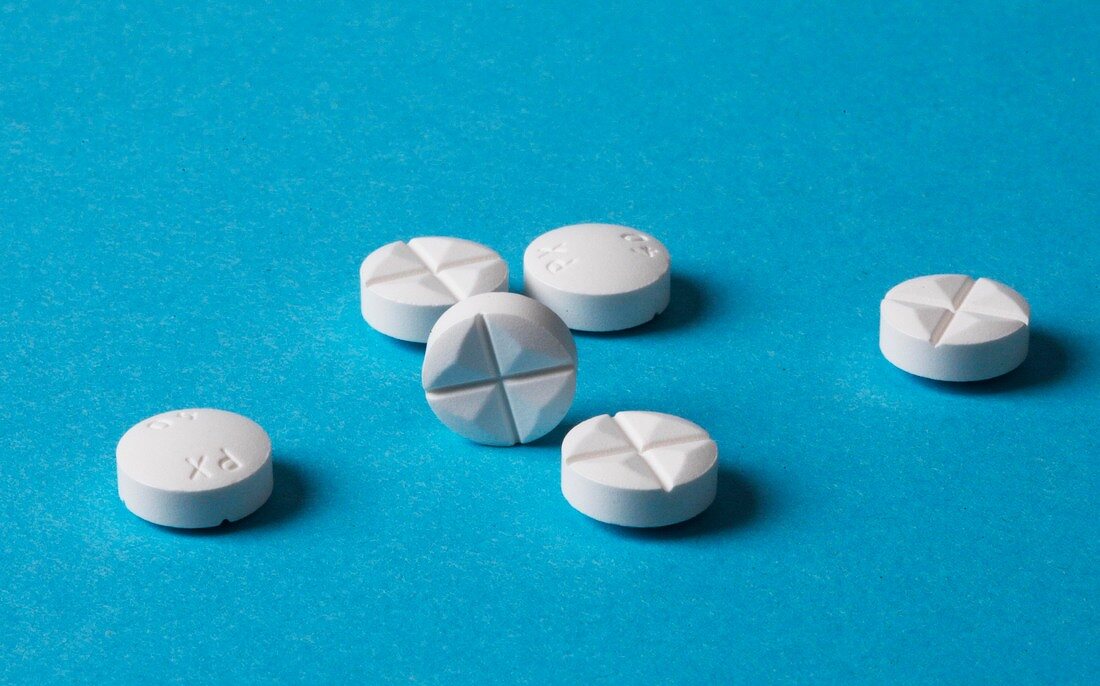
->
594;466;763;541
162;459;312;537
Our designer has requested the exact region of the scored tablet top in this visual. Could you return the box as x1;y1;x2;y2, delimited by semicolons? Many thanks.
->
561;411;718;527
423;292;577;446
361;237;508;343
880;274;1030;382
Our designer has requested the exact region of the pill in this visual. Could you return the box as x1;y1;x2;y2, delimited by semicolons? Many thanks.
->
523;223;670;331
360;237;508;342
561;411;718;527
422;292;577;446
116;409;273;528
880;274;1030;382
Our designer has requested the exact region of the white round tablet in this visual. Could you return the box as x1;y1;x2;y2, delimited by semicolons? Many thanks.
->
561;411;718;527
880;274;1030;382
523;223;670;331
360;237;509;343
116;409;273;528
422;292;577;446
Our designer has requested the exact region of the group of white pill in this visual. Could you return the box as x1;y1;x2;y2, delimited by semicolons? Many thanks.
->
115;223;1031;530
362;223;717;528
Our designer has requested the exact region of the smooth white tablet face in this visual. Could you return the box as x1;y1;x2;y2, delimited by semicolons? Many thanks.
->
423;292;577;446
360;237;508;342
880;274;1030;382
561;411;718;527
523;224;670;331
116;409;273;528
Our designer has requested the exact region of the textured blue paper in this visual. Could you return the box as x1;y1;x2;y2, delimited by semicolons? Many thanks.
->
1;2;1097;683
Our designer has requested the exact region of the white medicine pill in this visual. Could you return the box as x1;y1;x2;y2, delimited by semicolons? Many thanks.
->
360;237;508;342
561;411;718;527
523;223;670;331
423;292;577;446
116;409;273;528
880;274;1030;382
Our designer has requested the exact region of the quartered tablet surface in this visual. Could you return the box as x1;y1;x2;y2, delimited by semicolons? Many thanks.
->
422;292;577;446
523;224;670;331
116;409;274;528
360;237;508;342
561;411;718;527
880;274;1030;382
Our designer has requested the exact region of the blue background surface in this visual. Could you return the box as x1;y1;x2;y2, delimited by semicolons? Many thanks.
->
2;2;1097;683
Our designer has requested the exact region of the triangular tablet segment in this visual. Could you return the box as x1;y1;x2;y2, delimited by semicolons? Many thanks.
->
408;237;497;271
436;261;507;300
643;440;718;491
485;316;574;376
562;415;636;461
884;274;971;309
614;412;708;452
425;382;517;445
502;368;576;443
936;311;1026;347
959;278;1029;323
361;241;429;285
881;301;948;342
568;453;664;491
422;315;498;390
368;272;455;306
